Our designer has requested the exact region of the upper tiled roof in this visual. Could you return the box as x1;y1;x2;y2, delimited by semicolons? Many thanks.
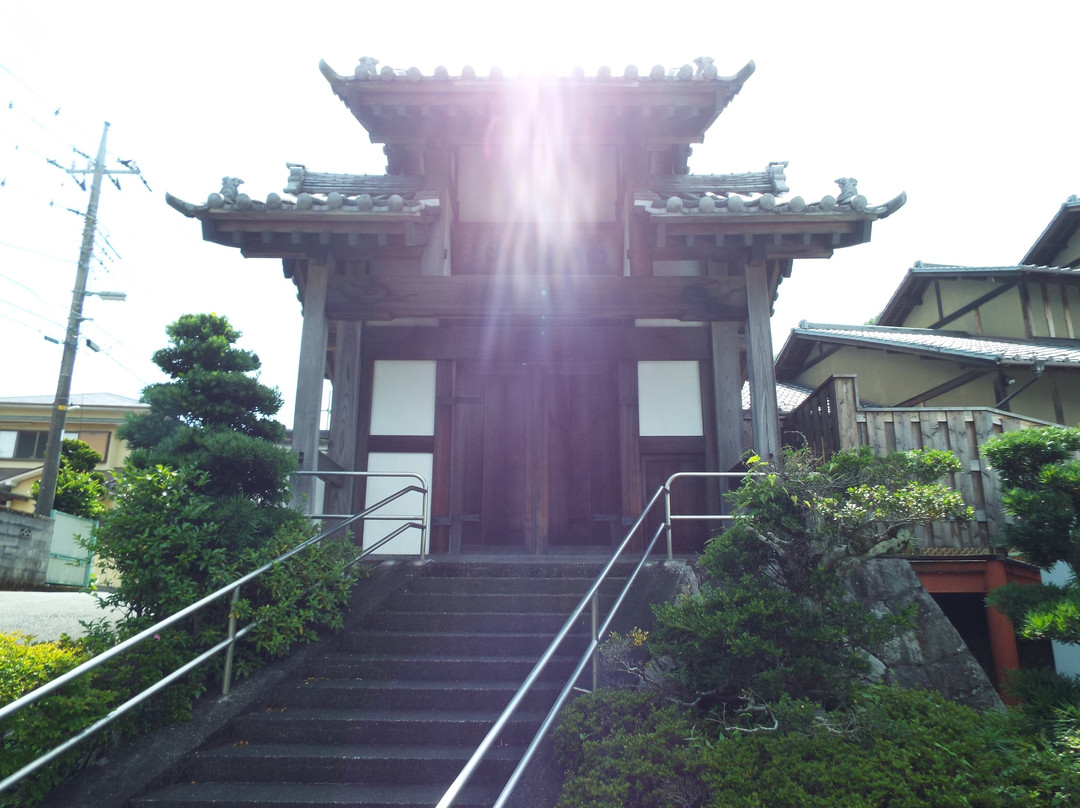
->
319;57;757;147
785;323;1080;367
876;260;1080;327
1022;195;1080;267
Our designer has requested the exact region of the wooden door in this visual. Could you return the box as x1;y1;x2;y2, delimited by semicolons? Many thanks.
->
451;362;620;552
543;364;621;549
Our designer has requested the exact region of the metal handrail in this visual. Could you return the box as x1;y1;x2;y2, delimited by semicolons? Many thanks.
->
0;473;429;798
437;469;749;808
293;470;431;559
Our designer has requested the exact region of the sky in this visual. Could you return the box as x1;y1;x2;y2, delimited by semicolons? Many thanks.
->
1;1;1077;427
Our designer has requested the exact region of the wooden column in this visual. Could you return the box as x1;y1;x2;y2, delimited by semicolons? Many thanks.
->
710;322;744;471
290;258;330;510
323;320;362;516
744;260;781;461
618;362;643;547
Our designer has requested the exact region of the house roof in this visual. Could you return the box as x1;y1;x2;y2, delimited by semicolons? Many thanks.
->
875;260;1080;327
775;322;1080;378
1022;195;1080;267
0;393;146;409
741;380;814;414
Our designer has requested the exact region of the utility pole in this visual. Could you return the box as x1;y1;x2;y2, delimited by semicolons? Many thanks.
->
35;122;142;517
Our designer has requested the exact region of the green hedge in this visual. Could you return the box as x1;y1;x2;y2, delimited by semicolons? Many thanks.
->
554;687;1080;808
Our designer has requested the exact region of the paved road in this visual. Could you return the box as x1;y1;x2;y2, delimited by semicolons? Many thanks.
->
0;591;123;642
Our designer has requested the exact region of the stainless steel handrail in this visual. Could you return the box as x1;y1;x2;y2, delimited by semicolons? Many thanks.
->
437;468;749;808
0;473;429;798
293;470;431;559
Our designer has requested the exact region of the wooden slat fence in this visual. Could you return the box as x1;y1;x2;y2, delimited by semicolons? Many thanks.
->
782;375;1058;550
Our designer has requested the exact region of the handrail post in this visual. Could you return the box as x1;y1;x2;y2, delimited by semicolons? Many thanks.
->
590;592;599;692
221;587;240;696
664;484;673;560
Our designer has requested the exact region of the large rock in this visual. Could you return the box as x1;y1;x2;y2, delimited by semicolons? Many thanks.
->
847;557;1003;711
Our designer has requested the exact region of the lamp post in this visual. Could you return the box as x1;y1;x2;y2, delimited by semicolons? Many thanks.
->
34;124;125;517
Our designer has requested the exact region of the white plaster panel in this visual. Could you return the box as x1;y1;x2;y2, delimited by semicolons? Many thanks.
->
363;452;433;555
369;360;436;436
638;361;703;436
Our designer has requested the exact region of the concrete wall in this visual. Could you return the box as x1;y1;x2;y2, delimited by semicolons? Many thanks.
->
0;507;53;587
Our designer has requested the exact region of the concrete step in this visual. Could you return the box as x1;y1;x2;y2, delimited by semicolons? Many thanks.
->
313;652;579;682
374;609;577;633
131;781;501;808
185;743;521;785
337;629;588;657
270;678;562;712
231;706;548;746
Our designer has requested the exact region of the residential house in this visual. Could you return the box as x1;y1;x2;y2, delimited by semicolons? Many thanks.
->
0;393;146;512
772;196;1080;685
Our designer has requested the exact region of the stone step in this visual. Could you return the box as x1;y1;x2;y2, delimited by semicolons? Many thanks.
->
384;590;598;613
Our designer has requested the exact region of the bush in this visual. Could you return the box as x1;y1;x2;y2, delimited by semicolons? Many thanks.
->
647;447;964;709
553;689;704;808
0;633;113;807
554;686;1080;808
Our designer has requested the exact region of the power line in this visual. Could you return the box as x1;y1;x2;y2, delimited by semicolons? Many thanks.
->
0;297;65;329
0;239;77;265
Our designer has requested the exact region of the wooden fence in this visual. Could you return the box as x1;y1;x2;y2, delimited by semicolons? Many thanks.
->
782;375;1058;550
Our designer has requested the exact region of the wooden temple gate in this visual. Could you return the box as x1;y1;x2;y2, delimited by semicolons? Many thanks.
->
167;57;905;555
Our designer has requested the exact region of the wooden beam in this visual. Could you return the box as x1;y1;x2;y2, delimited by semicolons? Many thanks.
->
894;369;992;408
325;274;745;321
362;324;712;362
929;281;1018;330
290;258;330;509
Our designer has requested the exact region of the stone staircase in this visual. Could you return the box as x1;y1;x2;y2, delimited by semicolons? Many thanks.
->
129;561;622;808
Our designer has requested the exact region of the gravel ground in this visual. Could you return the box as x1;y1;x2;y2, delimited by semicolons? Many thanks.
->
0;590;123;642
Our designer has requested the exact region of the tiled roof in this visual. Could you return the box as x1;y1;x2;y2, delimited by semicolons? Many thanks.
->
906;260;1080;278
741;380;814;413
791;323;1080;366
166;174;435;220
639;179;905;221
320;56;756;88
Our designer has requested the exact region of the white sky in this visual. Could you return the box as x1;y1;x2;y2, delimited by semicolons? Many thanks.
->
1;1;1076;427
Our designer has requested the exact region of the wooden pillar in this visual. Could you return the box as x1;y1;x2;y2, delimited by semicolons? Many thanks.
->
744;259;781;461
710;322;744;471
290;259;330;510
984;560;1020;701
323;320;362;516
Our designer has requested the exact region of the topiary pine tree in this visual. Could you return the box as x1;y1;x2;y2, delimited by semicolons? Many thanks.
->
119;313;293;503
88;313;305;620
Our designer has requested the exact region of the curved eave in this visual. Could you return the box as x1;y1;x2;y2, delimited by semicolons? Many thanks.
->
318;59;756;145
166;191;438;258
